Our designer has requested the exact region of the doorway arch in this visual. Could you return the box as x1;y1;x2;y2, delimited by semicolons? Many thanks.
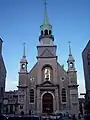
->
42;92;53;113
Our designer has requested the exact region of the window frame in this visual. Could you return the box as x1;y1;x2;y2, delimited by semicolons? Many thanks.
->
61;88;67;103
42;65;53;82
30;89;34;104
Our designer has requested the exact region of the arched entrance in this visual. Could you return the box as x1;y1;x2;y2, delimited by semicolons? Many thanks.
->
42;93;53;113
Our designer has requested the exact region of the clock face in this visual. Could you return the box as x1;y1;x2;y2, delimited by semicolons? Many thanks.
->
22;64;26;69
70;62;73;68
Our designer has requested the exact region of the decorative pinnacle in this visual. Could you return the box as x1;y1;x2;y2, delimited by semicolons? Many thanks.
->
23;42;26;58
68;41;72;56
43;0;49;25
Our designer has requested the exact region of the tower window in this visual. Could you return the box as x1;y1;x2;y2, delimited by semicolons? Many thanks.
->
62;88;66;102
41;30;43;35
49;30;52;35
30;89;34;103
44;29;48;35
70;62;73;68
22;64;26;70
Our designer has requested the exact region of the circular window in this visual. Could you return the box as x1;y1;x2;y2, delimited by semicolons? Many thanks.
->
61;76;65;81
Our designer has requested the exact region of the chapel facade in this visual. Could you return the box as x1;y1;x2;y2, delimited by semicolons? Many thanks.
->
17;2;79;115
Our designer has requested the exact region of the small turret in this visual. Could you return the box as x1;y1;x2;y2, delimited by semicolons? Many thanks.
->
67;42;75;71
67;42;79;115
20;43;28;72
18;43;28;115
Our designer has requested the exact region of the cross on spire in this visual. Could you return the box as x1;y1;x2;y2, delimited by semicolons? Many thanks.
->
43;0;49;25
44;0;47;8
68;41;72;56
23;42;26;58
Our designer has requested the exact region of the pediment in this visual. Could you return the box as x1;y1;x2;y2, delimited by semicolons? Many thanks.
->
40;49;54;58
36;81;57;87
41;81;53;86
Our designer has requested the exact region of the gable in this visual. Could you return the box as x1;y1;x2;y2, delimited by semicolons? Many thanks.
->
57;62;68;77
28;62;37;74
40;49;54;58
41;81;53;86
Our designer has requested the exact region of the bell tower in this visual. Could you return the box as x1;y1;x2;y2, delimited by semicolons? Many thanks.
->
67;42;79;115
67;41;75;72
18;43;28;114
39;0;54;46
37;0;57;59
18;43;28;87
67;42;77;84
18;43;28;86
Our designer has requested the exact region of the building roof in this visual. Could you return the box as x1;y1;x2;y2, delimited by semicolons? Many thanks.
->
82;40;90;54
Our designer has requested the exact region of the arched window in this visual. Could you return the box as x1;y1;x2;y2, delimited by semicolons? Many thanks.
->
41;30;43;35
44;68;51;81
62;88;66;102
30;89;34;103
70;62;73;68
42;65;53;81
49;30;52;35
44;29;48;35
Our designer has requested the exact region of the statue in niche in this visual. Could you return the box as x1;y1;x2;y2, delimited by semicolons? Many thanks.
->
44;68;50;81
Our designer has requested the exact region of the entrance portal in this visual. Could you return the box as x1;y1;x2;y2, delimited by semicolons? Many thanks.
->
42;93;53;113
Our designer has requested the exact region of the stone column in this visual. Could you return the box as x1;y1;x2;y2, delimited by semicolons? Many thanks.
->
8;105;10;113
36;88;40;114
13;105;15;114
55;88;59;112
53;95;55;113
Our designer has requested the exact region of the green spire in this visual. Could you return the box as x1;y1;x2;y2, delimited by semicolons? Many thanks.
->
23;42;26;58
43;0;49;25
68;41;72;56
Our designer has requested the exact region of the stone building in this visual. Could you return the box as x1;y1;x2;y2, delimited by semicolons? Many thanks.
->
0;38;6;113
3;90;18;114
79;98;85;115
4;2;79;115
17;2;79;115
82;40;90;113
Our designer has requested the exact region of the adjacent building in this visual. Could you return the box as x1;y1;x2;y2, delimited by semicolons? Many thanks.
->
79;98;85;115
0;38;7;113
3;90;18;114
82;40;90;113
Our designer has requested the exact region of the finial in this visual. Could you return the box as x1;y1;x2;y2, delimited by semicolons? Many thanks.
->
23;42;26;58
68;41;72;56
43;0;49;24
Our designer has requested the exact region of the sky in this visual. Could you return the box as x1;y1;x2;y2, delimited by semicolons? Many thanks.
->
0;0;90;97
